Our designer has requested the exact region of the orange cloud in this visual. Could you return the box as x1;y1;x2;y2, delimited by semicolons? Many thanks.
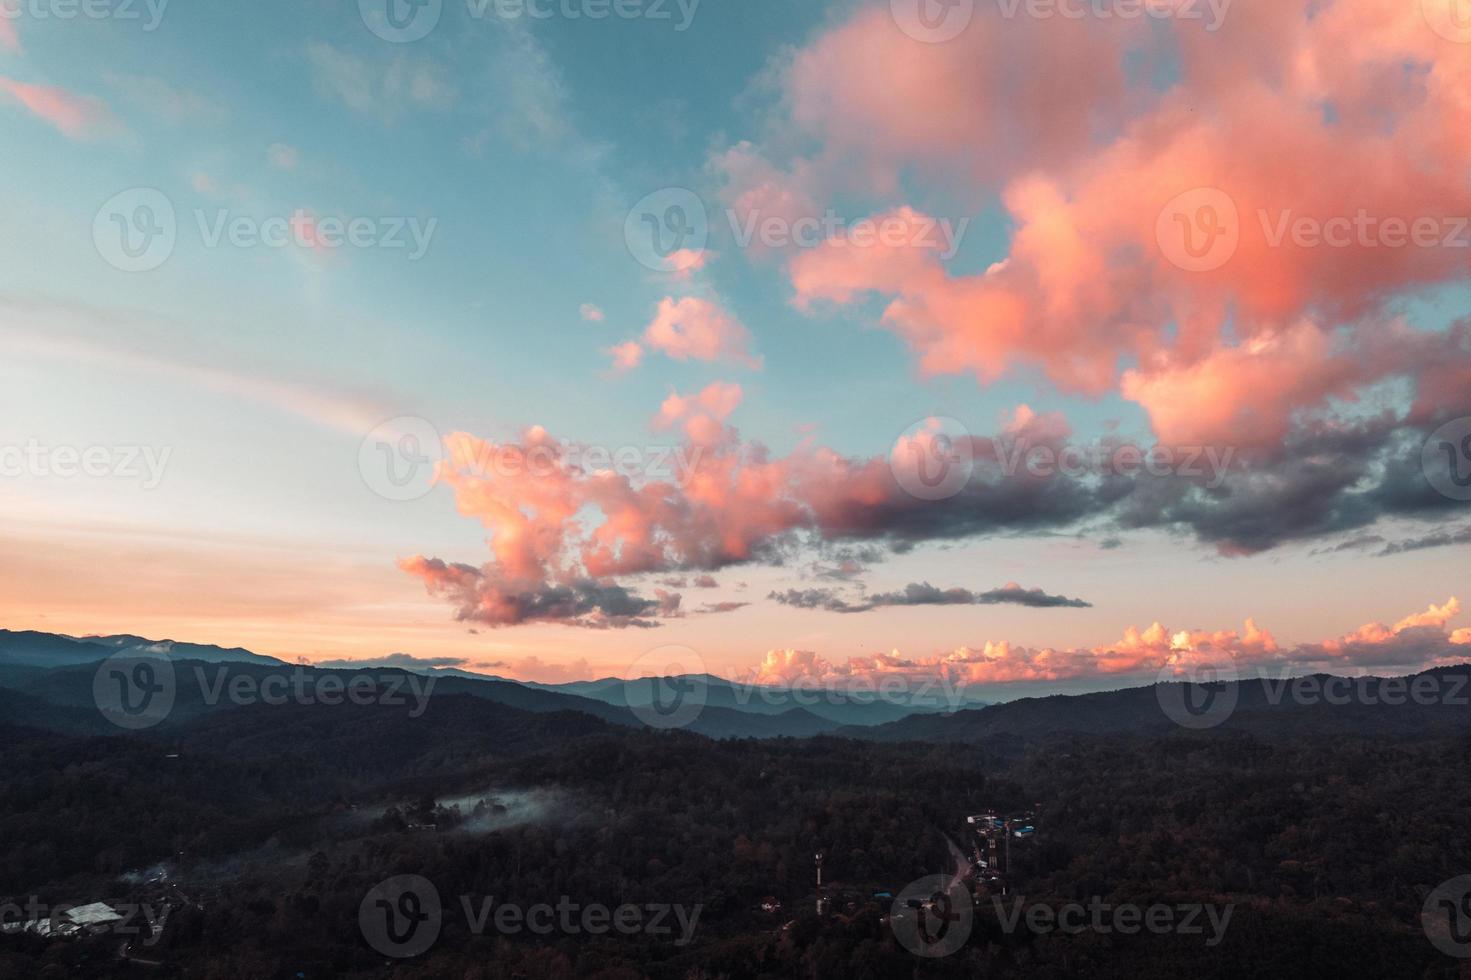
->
0;77;113;139
605;340;643;373
642;296;761;368
742;598;1465;689
747;0;1471;446
652;381;743;444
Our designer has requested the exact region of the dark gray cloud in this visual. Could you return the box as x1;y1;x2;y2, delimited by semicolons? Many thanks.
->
1378;524;1471;556
769;581;1091;614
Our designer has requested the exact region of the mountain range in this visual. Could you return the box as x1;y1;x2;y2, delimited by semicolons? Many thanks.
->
4;626;1469;742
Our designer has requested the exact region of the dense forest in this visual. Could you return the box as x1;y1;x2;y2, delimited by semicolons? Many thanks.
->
2;672;1469;978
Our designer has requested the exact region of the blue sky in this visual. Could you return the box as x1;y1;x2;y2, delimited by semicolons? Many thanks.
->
2;0;1469;692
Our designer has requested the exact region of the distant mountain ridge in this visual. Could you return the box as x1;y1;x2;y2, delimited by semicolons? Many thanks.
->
0;628;285;668
843;665;1471;741
7;626;1470;742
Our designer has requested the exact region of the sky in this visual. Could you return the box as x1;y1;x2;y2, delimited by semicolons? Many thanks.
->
1;0;1470;697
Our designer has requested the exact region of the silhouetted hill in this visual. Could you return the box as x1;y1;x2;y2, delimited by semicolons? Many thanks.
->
845;666;1471;741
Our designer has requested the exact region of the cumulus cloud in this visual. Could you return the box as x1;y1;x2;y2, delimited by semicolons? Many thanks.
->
641;296;761;368
720;0;1471;454
743;598;1469;689
605;340;643;373
403;385;1470;629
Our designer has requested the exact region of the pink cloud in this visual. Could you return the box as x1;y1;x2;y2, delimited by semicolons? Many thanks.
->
0;77;113;139
652;381;743;444
605;341;643;373
579;302;605;323
642;295;761;368
0;18;19;54
749;0;1471;447
742;598;1466;689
